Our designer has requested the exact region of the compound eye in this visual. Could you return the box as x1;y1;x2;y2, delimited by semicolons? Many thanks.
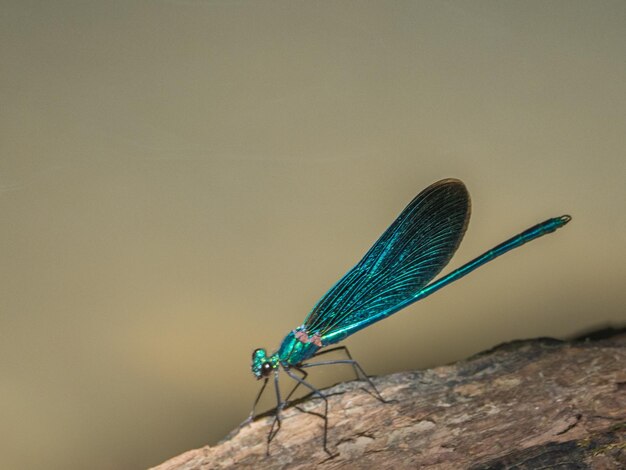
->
252;348;266;360
261;362;273;377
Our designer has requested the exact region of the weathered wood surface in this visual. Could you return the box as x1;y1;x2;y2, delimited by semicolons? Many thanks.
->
152;333;626;469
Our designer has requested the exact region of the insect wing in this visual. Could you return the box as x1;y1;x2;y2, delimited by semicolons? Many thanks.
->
304;179;471;343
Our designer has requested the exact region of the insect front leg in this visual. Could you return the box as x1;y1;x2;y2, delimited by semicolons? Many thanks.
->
244;377;268;426
266;370;284;455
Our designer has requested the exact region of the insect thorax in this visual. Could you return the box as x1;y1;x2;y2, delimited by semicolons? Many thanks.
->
277;327;322;366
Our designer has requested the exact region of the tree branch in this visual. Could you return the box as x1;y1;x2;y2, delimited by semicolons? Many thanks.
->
152;331;626;469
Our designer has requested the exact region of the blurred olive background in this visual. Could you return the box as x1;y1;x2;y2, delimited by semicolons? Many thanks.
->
1;1;625;469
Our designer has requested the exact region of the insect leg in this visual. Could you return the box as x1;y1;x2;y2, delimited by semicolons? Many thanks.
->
244;377;268;425
300;358;386;403
283;369;307;403
264;369;316;455
267;370;284;455
285;369;328;418
284;367;334;457
311;345;360;380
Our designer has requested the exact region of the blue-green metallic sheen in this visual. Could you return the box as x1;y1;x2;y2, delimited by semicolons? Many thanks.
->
320;214;571;346
278;331;321;365
251;179;571;379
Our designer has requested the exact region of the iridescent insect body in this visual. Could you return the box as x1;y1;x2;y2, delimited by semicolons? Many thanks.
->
248;179;570;455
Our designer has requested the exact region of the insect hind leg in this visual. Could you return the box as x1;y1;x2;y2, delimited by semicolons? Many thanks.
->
301;354;387;403
311;345;361;381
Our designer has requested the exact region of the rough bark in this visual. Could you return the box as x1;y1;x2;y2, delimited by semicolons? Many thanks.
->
152;331;626;469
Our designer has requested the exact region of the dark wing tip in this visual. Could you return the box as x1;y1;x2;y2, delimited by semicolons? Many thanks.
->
304;178;473;337
424;178;471;237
